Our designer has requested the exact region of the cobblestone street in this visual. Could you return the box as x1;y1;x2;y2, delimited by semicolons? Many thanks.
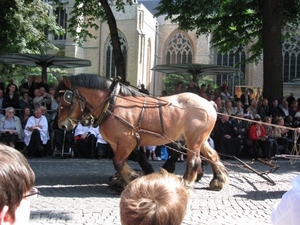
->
28;157;299;225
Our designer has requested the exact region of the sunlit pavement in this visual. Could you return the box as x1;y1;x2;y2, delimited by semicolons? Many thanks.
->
28;157;299;225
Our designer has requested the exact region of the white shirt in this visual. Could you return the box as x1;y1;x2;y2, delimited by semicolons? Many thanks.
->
270;175;300;225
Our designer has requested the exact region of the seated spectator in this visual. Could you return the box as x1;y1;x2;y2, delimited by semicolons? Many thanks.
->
274;116;292;154
269;99;285;120
258;98;270;119
248;117;272;160
279;98;289;117
233;100;244;116
262;116;280;156
289;101;299;119
52;114;74;154
74;123;97;158
96;129;112;159
214;96;223;112
33;88;50;109
212;112;239;158
120;169;189;225
20;106;33;129
270;174;300;225
224;100;234;116
0;107;23;148
0;143;36;225
24;108;49;158
2;83;20;111
232;111;250;158
220;88;232;101
19;91;33;111
246;100;259;119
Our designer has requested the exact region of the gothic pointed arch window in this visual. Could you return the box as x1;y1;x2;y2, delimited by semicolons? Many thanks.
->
105;33;127;79
282;31;300;82
166;33;193;64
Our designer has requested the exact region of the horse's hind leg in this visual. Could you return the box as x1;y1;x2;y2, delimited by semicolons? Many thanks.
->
201;140;229;191
182;144;202;187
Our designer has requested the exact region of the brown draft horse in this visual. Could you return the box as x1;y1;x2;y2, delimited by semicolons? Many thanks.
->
56;74;228;192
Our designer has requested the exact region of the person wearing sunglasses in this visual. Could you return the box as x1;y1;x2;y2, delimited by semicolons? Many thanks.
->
0;144;37;224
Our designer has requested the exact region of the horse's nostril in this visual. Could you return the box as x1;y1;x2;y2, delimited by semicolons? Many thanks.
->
61;125;67;130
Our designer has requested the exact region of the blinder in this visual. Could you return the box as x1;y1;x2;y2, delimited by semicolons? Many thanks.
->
63;90;74;105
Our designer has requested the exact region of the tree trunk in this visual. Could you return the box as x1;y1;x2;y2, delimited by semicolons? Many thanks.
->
99;0;126;83
262;0;283;102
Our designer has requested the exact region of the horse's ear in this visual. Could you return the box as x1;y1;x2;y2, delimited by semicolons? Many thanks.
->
63;76;72;89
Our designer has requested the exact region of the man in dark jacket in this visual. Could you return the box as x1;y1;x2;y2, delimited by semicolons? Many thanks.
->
212;113;239;158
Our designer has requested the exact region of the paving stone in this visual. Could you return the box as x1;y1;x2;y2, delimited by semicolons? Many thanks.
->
28;158;300;225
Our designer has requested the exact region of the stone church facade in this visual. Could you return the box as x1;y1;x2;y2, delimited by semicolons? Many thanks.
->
45;0;300;97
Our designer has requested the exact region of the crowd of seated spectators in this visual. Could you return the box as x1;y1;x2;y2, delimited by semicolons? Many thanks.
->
210;86;300;160
0;75;113;159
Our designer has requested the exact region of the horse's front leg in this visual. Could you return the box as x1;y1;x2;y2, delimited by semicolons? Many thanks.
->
130;146;154;174
109;145;141;194
162;143;182;173
200;140;229;191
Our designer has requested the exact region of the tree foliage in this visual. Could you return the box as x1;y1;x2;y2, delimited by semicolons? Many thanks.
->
155;0;300;101
0;0;65;54
155;0;300;64
0;0;65;84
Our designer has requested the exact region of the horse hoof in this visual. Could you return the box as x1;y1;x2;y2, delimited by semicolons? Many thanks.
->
209;179;224;191
209;175;227;191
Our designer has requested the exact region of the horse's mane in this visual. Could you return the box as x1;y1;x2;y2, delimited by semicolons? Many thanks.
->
56;73;145;97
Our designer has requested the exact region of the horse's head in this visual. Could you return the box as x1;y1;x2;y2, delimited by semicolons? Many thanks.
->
56;77;86;131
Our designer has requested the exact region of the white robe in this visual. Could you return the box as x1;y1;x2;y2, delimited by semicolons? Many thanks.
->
24;115;49;146
270;175;300;225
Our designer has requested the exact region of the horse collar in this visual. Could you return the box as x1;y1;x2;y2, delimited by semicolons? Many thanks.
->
92;81;120;127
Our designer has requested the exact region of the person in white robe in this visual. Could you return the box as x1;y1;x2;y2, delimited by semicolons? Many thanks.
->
270;174;300;225
24;108;49;157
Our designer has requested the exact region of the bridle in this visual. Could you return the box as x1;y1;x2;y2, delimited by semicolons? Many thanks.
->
58;77;121;128
58;88;87;127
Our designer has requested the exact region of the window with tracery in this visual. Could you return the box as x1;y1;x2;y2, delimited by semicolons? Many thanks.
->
105;33;127;79
282;31;300;82
217;49;246;94
166;33;192;64
54;7;67;40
